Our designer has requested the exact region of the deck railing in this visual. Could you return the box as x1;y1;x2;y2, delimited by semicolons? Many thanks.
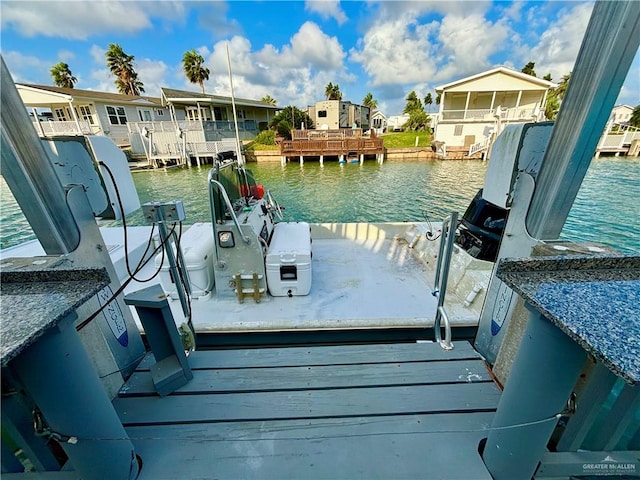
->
441;107;536;122
31;120;95;136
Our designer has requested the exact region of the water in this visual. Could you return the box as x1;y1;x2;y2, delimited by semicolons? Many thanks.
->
1;158;638;254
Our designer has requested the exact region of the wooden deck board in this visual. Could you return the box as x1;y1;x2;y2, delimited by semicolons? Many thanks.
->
114;340;499;479
121;359;492;396
136;341;482;370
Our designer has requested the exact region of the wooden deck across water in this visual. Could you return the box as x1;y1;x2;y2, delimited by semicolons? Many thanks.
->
114;340;501;479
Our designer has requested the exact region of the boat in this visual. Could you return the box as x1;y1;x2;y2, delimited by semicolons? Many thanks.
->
1;2;639;478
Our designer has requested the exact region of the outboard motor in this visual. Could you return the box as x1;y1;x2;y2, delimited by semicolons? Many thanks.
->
455;189;507;262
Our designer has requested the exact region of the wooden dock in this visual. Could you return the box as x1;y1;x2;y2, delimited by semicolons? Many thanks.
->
280;128;385;165
113;340;500;479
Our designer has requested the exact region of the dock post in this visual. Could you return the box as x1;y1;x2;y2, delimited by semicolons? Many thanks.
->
280;156;286;166
339;154;345;163
360;153;364;165
11;311;139;480
299;155;304;165
482;308;586;479
319;155;324;166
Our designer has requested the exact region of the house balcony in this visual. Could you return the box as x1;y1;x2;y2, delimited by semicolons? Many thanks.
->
440;107;538;122
30;120;96;136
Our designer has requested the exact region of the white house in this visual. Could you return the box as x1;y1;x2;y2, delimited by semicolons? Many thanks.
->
609;104;634;125
371;111;387;134
16;84;168;147
386;114;410;132
307;100;371;130
433;67;556;154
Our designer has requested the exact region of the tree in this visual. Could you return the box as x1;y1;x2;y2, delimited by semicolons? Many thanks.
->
50;62;77;88
521;62;536;77
324;82;342;100
544;91;560;121
268;106;314;139
261;95;277;106
543;73;552;81
182;49;210;94
106;43;144;95
362;92;378;110
435;93;441;105
630;105;640;128
424;93;433;113
556;73;571;101
403;91;423;114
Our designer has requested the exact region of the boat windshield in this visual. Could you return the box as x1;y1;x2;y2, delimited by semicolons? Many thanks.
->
210;157;259;223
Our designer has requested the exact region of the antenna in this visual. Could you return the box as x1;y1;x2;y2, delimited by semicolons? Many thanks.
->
226;43;244;166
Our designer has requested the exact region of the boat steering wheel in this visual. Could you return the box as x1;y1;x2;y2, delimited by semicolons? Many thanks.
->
266;190;284;221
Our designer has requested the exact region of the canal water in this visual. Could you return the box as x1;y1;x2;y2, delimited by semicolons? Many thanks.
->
1;157;638;253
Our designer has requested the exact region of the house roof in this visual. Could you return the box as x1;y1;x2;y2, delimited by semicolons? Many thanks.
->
16;83;163;106
435;66;556;92
161;87;279;110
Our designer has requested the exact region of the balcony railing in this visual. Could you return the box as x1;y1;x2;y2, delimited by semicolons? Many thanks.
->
441;108;537;122
31;120;94;136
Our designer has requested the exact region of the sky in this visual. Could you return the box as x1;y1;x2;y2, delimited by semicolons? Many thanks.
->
1;0;638;116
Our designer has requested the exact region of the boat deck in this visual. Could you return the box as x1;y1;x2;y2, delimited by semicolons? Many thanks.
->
113;340;500;479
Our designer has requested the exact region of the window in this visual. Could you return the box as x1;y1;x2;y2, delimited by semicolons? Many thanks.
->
137;109;153;122
318;110;327;118
54;108;67;121
106;106;127;125
156;109;165;117
454;124;464;136
78;105;94;125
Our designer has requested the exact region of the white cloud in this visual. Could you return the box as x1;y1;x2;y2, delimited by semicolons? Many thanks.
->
1;51;52;84
528;3;593;81
435;13;509;81
305;0;348;25
1;1;185;40
136;59;169;97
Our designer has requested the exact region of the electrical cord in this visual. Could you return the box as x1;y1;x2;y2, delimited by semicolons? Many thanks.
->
75;222;177;332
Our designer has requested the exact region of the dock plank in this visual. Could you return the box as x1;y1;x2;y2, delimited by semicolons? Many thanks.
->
136;340;482;370
122;359;492;396
115;382;499;425
127;415;494;479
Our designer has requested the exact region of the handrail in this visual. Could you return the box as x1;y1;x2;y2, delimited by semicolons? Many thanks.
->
207;172;251;246
432;212;458;350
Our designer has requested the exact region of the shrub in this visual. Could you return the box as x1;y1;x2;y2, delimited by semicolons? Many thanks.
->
254;130;276;146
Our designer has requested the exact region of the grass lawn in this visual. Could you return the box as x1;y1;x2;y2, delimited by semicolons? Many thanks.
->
379;131;432;148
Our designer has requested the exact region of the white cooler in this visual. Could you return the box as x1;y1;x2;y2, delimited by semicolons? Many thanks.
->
155;222;215;298
266;222;312;297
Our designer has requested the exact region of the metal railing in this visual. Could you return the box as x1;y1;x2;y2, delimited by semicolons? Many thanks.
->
431;212;458;350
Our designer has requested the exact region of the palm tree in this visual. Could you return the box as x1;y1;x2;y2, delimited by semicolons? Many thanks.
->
362;92;378;110
261;95;277;106
325;82;342;100
629;104;640;128
106;43;144;95
403;91;423;114
182;49;210;94
435;93;441;106
556;73;571;100
50;62;77;88
424;93;433;113
521;61;537;77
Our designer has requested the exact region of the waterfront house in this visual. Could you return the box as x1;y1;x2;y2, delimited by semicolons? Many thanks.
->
16;84;168;147
609;104;634;125
371;111;387;134
433;66;556;156
307;100;371;130
386;114;410;132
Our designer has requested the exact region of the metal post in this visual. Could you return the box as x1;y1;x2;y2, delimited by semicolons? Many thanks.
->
0;56;79;254
11;312;139;479
526;0;640;239
483;308;586;479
